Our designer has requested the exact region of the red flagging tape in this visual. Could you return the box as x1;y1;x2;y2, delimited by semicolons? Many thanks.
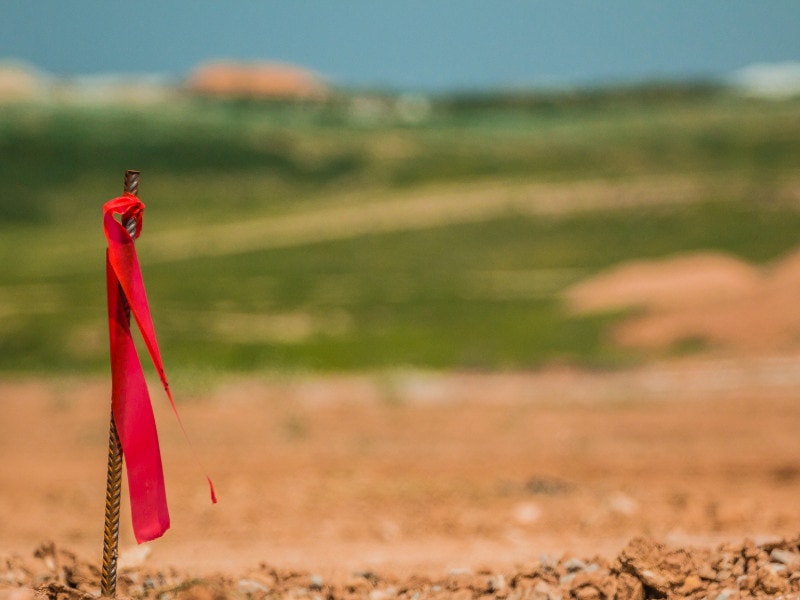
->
104;193;217;544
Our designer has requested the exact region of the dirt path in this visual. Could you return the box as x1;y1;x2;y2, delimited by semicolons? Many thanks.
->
141;175;729;263
17;174;800;280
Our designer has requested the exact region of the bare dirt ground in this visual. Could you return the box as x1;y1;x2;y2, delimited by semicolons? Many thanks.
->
3;358;800;598
6;248;800;598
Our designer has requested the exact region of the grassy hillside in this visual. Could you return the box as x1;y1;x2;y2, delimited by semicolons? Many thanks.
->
1;90;799;375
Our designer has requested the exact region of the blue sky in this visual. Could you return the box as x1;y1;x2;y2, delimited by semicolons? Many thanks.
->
2;1;800;92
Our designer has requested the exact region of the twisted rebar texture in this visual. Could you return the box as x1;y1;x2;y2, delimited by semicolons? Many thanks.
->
100;169;140;598
123;169;140;199
100;419;123;597
122;170;140;240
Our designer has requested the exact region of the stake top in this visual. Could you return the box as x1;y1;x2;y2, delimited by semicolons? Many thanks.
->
122;170;141;239
123;170;141;197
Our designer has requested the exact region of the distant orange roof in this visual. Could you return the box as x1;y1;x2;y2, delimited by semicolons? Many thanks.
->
186;61;328;100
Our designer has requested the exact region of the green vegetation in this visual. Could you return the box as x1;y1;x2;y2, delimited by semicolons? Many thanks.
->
1;88;799;375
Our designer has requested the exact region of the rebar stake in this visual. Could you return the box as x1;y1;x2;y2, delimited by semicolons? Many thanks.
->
100;169;140;598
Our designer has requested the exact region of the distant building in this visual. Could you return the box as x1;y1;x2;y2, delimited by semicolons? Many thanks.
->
55;73;175;105
0;60;174;105
733;62;800;99
185;61;328;101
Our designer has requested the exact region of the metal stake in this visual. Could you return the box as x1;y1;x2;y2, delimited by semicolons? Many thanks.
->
100;169;140;598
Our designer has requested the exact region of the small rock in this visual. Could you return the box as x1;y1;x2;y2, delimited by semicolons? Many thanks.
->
770;548;800;568
513;502;542;525
638;569;669;593
607;492;639;516
486;574;506;594
757;566;787;595
743;541;760;560
737;572;757;593
573;586;600;600
679;574;703;594
369;588;397;600
714;589;736;600
730;561;745;577
447;568;473;590
563;558;586;573
344;575;372;594
698;565;717;581
353;571;380;584
538;554;558;568
558;573;575;585
531;580;551;600
615;573;644;600
238;578;270;595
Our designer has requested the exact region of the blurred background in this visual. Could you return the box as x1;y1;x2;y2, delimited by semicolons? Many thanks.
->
6;2;800;576
1;1;800;378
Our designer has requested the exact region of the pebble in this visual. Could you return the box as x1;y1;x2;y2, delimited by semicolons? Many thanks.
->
485;573;506;594
638;569;669;593
532;580;551;595
573;586;600;600
562;558;586;573
698;565;717;581
237;578;270;594
558;573;575;585
369;586;397;600
772;548;800;567
679;574;703;594
715;569;732;582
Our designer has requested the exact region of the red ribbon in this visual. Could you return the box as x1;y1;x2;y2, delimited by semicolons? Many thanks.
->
104;193;216;544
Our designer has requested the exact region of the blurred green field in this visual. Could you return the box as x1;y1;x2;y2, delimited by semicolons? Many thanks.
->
1;88;800;376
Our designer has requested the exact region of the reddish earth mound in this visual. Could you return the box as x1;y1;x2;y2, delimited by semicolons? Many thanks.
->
565;247;800;356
